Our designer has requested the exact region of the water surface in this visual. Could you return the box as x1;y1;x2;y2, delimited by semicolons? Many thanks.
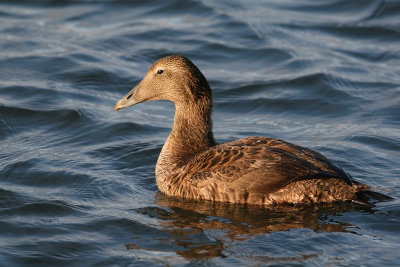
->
1;0;400;266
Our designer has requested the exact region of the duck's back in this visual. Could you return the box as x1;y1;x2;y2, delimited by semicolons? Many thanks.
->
160;137;367;205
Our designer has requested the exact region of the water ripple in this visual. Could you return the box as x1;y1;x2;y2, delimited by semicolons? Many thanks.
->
1;0;399;266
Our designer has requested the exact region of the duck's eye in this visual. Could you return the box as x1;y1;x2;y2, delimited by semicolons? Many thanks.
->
157;69;164;74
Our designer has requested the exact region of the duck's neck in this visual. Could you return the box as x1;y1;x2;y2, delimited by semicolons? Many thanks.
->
159;98;216;168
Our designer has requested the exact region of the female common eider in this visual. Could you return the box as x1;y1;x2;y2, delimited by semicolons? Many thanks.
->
115;55;371;205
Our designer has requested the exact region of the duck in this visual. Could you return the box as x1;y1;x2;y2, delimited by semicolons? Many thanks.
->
115;54;371;205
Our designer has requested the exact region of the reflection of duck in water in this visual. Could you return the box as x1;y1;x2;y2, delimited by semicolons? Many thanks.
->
152;192;365;234
128;193;373;260
116;55;389;205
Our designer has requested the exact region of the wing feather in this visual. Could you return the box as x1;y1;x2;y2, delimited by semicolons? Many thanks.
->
181;137;350;194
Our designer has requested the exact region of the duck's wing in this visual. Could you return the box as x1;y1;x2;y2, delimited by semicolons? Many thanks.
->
184;137;352;194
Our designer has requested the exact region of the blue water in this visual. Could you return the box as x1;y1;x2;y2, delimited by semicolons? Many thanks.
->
1;0;400;266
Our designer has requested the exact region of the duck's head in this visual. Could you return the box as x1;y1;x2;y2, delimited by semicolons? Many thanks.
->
115;55;211;111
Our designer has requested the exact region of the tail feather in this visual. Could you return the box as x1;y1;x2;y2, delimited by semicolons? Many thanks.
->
354;188;393;206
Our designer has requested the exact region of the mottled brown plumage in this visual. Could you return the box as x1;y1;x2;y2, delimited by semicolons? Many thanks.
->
115;55;371;205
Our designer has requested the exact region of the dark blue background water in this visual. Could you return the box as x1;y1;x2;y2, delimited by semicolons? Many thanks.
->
1;0;400;266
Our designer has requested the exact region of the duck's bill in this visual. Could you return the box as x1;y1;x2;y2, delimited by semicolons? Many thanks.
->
115;86;140;111
115;97;133;111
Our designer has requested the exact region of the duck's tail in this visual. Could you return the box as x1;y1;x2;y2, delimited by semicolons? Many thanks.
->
352;184;393;206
